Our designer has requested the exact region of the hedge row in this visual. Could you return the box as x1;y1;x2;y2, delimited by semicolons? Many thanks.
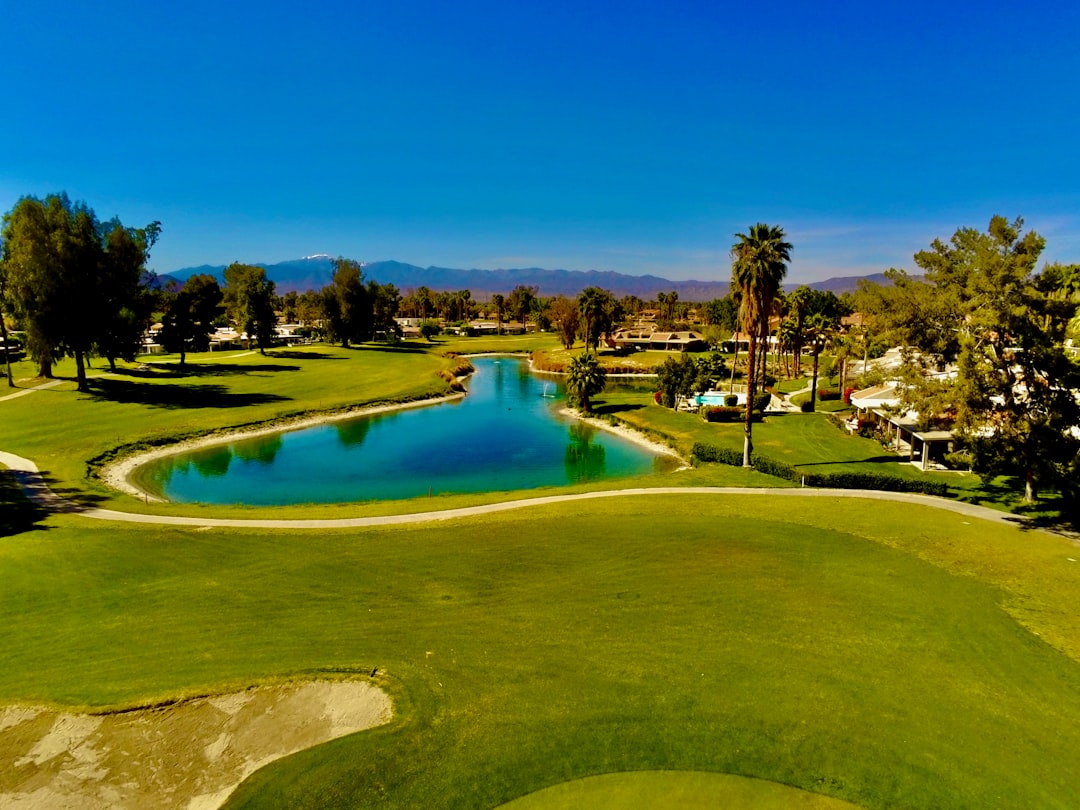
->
690;441;950;497
701;406;761;423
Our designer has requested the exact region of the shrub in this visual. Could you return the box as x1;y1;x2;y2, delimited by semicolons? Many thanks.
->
944;451;974;471
800;400;814;412
817;389;841;401
754;392;771;412
724;394;738;407
690;442;742;465
701;406;757;423
689;442;951;497
752;455;797;480
800;471;950;497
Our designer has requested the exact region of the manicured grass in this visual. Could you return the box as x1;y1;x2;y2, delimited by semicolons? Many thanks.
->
430;332;561;355
0;343;458;507
498;771;861;809
2;496;1080;809
597;390;980;491
533;345;704;373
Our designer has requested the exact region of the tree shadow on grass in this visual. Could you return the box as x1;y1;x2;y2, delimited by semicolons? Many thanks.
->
0;472;49;537
592;403;645;416
353;343;429;355
267;350;343;361
118;364;300;379
86;378;291;409
794;455;909;467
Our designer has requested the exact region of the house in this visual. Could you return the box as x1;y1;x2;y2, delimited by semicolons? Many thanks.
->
847;380;955;470
649;331;707;352
607;326;655;352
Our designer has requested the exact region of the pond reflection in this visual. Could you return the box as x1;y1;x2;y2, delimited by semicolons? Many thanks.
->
564;422;607;482
143;356;679;505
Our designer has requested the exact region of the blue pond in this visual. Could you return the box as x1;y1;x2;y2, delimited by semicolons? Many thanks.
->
141;356;677;505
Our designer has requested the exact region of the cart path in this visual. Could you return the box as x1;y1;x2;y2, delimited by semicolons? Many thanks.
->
1;449;1034;531
0;379;65;402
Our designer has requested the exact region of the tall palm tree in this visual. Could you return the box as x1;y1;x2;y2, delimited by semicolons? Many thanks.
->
578;287;608;351
731;223;792;467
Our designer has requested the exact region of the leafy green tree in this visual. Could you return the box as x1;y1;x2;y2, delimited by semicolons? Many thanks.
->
507;284;537;332
320;258;370;347
158;274;222;367
2;193;158;390
419;319;441;340
368;280;402;341
491;294;505;335
703;295;738;330
549;296;579;349
655;354;698;408
874;216;1080;502
565;352;607;413
281;291;299;323
96;220;161;371
0;247;14;386
223;263;277;354
731;223;792;467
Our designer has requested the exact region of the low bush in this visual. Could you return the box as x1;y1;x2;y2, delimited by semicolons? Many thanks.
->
724;394;738;407
701;406;757;423
690;442;951;497
690;442;742;466
751;455;797;480
944;451;974;471
818;389;841;401
800;400;814;412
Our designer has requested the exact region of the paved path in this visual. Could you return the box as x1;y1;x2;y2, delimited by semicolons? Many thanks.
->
0;379;65;403
0;449;1031;531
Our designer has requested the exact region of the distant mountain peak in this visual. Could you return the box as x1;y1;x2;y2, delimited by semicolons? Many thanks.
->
166;257;890;298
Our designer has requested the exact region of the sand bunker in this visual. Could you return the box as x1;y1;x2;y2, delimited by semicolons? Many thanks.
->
0;680;391;809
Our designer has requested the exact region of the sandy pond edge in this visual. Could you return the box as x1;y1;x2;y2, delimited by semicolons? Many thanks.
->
100;357;685;504
100;394;467;502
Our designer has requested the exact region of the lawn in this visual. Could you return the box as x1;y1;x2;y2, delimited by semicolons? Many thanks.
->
0;343;459;508
4;340;1080;808
2;497;1080;809
596;389;988;494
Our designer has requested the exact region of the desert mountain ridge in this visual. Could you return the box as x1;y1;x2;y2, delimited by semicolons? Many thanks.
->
163;257;897;299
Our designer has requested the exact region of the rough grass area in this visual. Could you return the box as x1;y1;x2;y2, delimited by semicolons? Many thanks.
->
2;496;1079;809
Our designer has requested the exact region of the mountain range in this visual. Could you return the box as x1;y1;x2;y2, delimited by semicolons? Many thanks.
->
162;256;891;300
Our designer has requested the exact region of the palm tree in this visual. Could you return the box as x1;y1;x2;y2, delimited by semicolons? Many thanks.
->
731;223;792;467
565;352;607;414
577;287;607;351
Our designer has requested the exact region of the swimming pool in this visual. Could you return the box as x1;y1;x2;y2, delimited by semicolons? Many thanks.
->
692;391;746;407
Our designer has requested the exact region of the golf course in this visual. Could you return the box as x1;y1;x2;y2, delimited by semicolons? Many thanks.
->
3;341;1080;809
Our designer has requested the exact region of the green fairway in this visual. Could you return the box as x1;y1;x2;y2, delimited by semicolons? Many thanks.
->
3;495;1080;809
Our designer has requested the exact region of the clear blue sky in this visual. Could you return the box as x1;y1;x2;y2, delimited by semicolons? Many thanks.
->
3;1;1078;284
